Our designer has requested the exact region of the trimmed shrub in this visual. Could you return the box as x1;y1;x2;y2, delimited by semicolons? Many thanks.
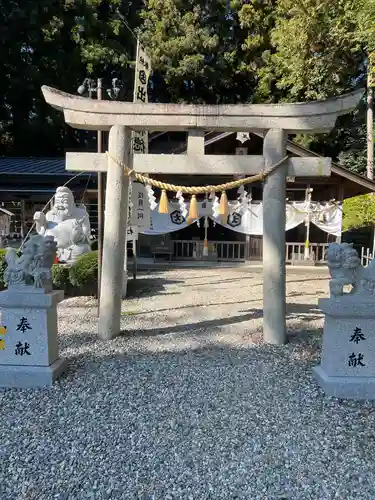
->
52;264;70;290
0;248;98;297
69;250;98;296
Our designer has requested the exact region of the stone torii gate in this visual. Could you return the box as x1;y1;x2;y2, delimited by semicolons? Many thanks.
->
42;86;363;344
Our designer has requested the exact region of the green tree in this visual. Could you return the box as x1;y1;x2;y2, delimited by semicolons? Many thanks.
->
140;0;278;104
352;0;375;49
2;0;375;169
0;0;140;156
269;0;364;101
343;194;375;231
140;0;373;177
140;0;368;106
266;0;371;171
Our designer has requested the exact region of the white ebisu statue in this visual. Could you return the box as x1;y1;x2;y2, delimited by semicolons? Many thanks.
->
33;186;91;264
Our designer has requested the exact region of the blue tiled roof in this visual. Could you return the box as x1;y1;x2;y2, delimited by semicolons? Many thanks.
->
0;184;63;192
0;157;69;175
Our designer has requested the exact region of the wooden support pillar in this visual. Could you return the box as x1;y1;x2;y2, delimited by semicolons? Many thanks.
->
132;239;137;280
245;187;252;261
304;185;313;259
336;185;344;244
20;200;26;239
245;235;251;260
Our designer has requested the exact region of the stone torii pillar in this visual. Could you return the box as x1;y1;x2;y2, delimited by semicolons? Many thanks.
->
101;126;131;338
42;86;363;343
263;129;288;344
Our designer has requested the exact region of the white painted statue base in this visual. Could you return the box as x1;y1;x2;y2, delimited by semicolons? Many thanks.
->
314;296;375;400
0;288;67;388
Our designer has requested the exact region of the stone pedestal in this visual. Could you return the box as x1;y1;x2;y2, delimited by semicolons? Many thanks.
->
314;296;375;400
0;288;67;388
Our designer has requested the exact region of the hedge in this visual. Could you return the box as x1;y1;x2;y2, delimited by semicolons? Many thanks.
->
0;249;98;297
69;251;98;296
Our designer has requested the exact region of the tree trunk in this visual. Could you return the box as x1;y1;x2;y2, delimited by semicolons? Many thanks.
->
367;55;375;255
367;60;374;180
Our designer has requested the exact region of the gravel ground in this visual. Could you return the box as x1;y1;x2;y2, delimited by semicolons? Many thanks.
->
1;267;375;500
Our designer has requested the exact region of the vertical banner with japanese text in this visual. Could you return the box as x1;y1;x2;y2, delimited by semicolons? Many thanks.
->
132;40;152;154
128;40;152;240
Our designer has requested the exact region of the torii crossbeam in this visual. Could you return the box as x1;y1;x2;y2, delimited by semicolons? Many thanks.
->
42;86;363;344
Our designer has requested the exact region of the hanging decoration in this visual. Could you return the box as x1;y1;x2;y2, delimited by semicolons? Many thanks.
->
233;184;251;215
105;151;288;219
158;189;169;214
146;184;157;210
176;190;188;219
218;191;229;223
210;192;220;219
210;192;219;226
188;194;199;221
237;184;245;202
108;150;340;237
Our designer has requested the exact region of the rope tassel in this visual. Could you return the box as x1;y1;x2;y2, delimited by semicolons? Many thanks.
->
188;195;199;220
158;189;169;214
219;191;229;222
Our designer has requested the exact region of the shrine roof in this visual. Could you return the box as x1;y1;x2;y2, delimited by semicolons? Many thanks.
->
0;184;61;193
284;141;375;192
177;130;375;193
0;157;89;176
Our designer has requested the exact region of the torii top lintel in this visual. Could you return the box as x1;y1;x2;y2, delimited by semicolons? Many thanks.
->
42;86;364;134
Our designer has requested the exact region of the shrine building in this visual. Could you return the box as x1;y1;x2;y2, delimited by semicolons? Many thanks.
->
0;130;374;263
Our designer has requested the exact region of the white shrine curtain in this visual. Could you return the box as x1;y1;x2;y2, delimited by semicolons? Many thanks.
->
140;201;342;237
